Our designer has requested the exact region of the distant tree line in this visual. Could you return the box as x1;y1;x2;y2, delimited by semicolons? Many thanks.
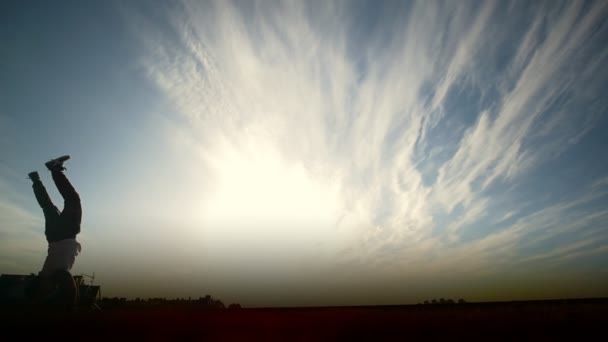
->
420;298;467;305
99;294;241;310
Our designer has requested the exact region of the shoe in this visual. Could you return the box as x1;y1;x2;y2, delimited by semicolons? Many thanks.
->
28;171;40;181
45;155;70;172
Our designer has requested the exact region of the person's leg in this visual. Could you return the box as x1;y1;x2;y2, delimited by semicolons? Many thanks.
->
30;173;61;224
52;170;82;235
51;169;80;204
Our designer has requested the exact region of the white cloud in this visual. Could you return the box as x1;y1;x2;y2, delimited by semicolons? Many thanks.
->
129;0;608;287
0;197;46;274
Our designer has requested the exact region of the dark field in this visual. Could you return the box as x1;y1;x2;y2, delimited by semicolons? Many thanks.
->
2;299;607;340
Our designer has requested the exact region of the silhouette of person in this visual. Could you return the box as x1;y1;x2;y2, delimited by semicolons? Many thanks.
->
26;155;82;311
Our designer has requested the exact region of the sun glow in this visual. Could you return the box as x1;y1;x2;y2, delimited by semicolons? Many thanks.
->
197;130;347;267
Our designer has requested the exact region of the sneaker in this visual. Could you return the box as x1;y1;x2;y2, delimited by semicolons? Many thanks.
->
45;155;70;172
28;171;40;181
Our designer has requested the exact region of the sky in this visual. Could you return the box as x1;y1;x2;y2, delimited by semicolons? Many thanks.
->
1;0;608;307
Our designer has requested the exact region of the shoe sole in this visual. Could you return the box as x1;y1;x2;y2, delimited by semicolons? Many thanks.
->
45;155;70;170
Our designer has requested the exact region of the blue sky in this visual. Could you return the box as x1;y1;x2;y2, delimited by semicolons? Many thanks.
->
1;0;608;307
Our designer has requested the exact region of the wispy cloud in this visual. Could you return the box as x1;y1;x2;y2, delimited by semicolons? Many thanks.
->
0;195;45;274
129;0;608;287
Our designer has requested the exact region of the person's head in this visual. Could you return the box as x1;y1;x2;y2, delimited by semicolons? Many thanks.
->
24;271;77;310
49;270;78;311
23;274;41;301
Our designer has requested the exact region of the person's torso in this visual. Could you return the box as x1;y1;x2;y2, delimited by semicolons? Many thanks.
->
45;215;80;242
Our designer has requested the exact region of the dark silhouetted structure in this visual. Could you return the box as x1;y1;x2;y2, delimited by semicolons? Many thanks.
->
0;273;101;311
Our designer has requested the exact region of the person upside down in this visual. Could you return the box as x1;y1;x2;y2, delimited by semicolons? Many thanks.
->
25;155;82;310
